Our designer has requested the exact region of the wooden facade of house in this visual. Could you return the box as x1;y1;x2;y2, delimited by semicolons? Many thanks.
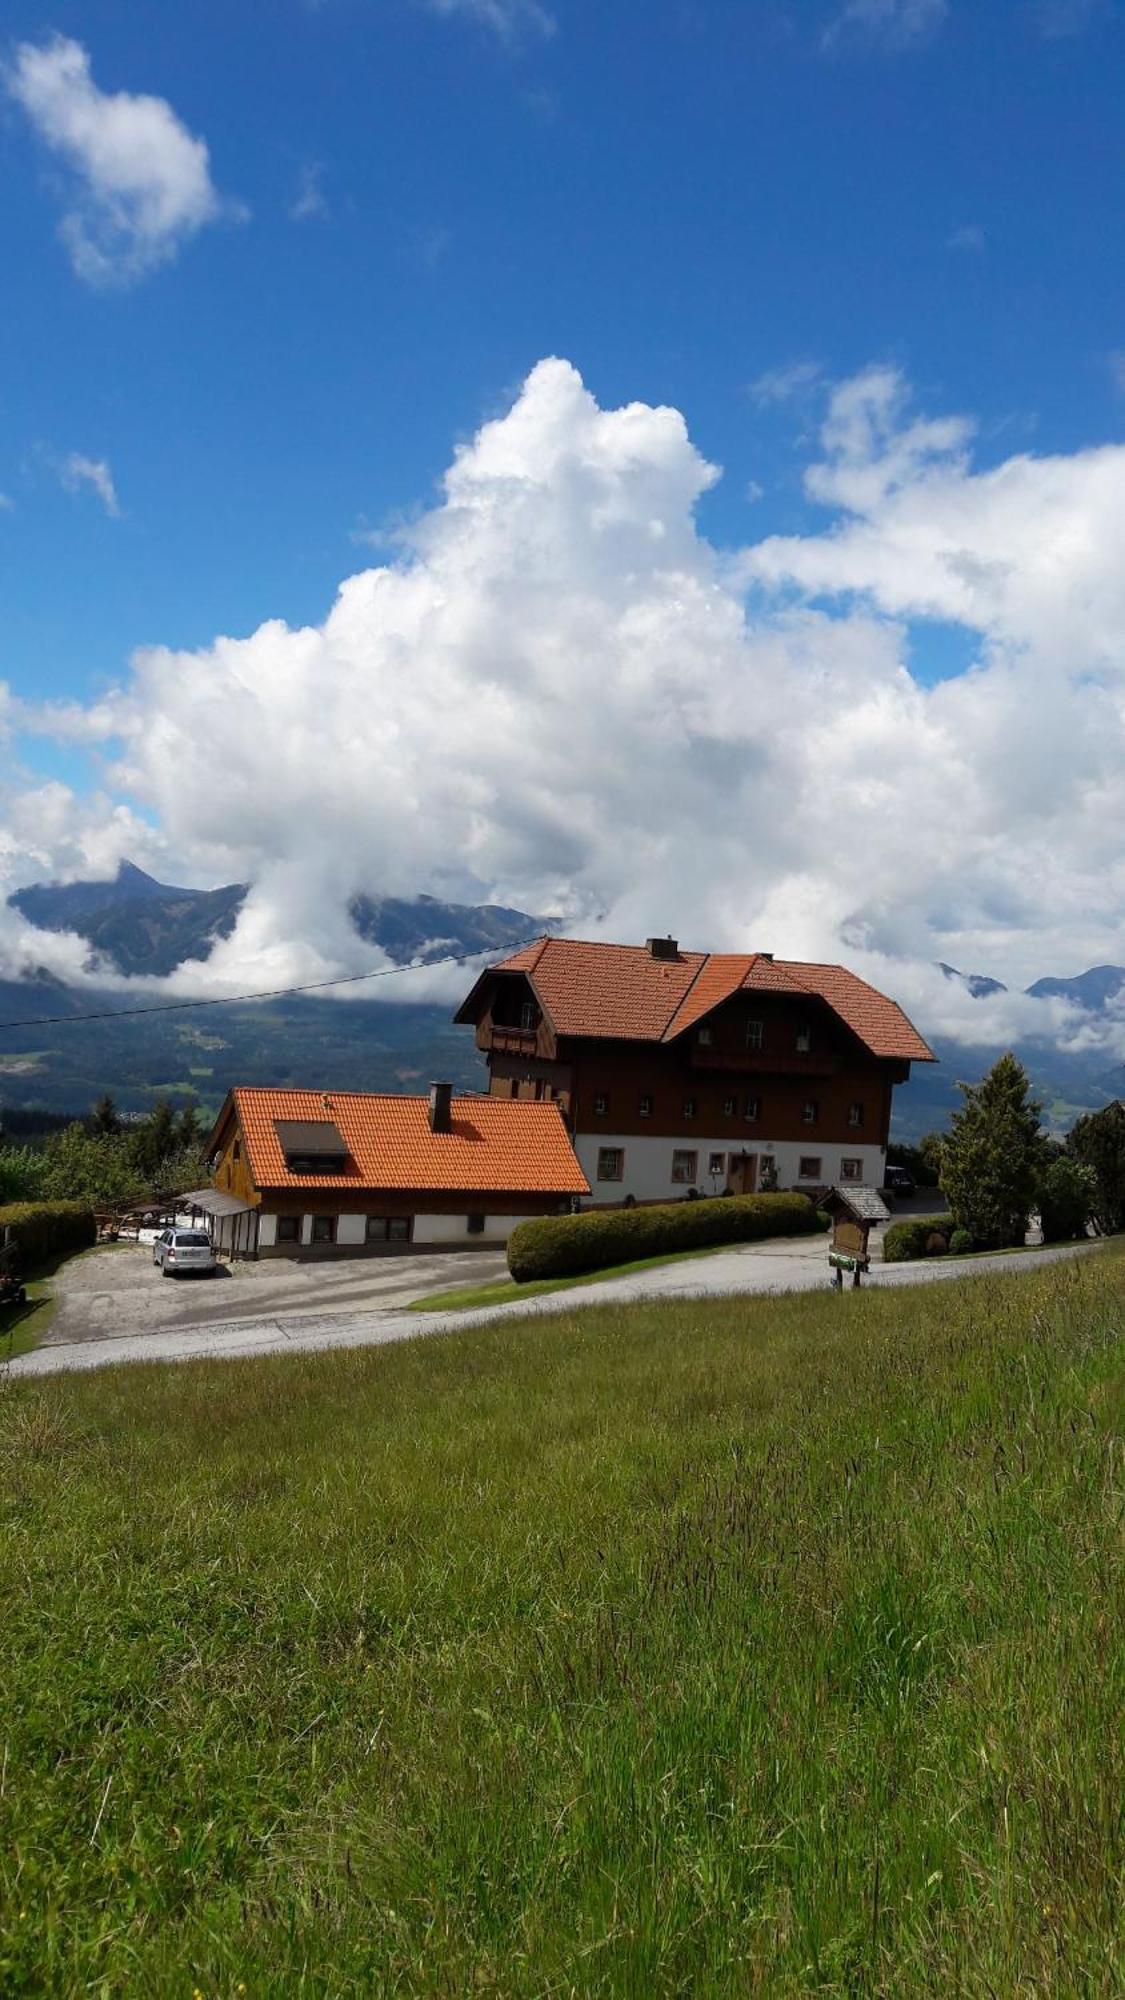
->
456;936;935;1208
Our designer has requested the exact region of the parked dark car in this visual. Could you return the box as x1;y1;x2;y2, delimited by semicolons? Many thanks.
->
882;1164;916;1199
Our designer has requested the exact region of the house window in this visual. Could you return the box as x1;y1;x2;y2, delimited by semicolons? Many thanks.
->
671;1149;698;1185
597;1147;624;1182
803;1100;819;1125
232;1139;241;1162
744;1096;760;1122
746;1019;764;1050
848;1102;865;1128
796;1024;812;1053
366;1215;413;1243
697;1026;713;1046
639;1094;653;1118
466;1214;486;1235
841;1158;863;1181
277;1215;300;1243
311;1215;336;1244
683;1097;696;1119
723;1096;736;1117
798;1157;822;1181
519;1000;537;1031
594;1093;609;1117
708;1152;726;1178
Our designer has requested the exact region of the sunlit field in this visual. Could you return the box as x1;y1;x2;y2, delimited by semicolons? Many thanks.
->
1;1249;1121;1994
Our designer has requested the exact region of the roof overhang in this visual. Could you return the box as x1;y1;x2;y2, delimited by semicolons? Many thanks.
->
180;1188;256;1217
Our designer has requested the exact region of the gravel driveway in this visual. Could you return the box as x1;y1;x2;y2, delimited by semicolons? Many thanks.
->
36;1240;511;1348
8;1232;1102;1379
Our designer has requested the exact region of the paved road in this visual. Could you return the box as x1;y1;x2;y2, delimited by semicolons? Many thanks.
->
8;1234;1101;1380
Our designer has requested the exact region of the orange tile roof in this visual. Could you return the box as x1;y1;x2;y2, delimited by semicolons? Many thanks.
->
479;938;934;1063
229;1088;590;1195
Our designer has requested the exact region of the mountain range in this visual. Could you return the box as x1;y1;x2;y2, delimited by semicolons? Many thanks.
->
9;862;546;978
2;866;1123;1137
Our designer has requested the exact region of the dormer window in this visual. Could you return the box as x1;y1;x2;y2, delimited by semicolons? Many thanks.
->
746;1019;764;1051
519;1000;538;1032
274;1118;350;1175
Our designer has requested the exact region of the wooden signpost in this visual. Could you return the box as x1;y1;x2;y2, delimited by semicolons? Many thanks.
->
821;1184;890;1289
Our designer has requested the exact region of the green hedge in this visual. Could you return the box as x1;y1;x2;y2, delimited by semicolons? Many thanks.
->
882;1213;953;1264
507;1192;819;1284
0;1200;96;1268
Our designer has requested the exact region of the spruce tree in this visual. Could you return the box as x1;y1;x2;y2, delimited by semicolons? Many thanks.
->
940;1052;1045;1249
178;1100;202;1150
91;1093;120;1135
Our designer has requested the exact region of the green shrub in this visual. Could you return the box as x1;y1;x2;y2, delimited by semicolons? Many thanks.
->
508;1192;818;1283
0;1200;96;1268
949;1227;974;1255
815;1209;831;1233
882;1213;952;1263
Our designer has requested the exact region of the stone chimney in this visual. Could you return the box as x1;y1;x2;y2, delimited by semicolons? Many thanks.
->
646;935;679;961
428;1081;453;1134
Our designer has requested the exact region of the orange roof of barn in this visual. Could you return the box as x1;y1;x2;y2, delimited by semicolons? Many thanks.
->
225;1087;590;1194
458;937;934;1063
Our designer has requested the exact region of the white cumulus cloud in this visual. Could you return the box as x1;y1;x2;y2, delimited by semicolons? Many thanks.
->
4;356;1125;1064
60;453;120;518
6;34;242;285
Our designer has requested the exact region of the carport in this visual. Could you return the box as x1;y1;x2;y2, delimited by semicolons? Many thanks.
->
180;1189;259;1260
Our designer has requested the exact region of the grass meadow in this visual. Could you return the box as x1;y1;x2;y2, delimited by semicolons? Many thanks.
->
0;1249;1122;1995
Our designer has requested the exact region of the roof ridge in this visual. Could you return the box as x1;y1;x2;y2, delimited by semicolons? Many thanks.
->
661;949;715;1041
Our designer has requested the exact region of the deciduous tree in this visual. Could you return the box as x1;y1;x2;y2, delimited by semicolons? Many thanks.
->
1067;1100;1125;1235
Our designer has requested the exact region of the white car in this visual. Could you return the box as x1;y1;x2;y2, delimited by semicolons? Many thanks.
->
152;1228;216;1278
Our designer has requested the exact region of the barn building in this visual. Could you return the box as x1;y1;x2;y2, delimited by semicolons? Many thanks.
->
455;936;934;1206
206;1083;589;1257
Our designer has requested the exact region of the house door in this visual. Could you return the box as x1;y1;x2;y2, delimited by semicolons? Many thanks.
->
728;1153;758;1196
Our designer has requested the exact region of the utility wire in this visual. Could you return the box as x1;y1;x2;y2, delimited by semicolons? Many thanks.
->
0;934;546;1032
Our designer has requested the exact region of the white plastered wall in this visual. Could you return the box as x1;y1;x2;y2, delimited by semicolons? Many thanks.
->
573;1132;887;1205
413;1213;525;1244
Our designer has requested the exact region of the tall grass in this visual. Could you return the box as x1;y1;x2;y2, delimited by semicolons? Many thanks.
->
0;1250;1121;1994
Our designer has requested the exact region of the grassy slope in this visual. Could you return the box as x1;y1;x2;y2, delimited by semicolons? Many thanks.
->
1;1255;1122;1995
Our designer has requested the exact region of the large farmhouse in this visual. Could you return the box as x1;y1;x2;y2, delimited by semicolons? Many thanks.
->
205;1083;589;1257
456;936;934;1205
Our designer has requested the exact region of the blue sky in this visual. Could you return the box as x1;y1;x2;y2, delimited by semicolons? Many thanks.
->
3;0;1125;1021
3;0;1123;705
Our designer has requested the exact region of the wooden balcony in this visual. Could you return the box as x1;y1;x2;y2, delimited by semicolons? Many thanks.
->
486;1025;540;1057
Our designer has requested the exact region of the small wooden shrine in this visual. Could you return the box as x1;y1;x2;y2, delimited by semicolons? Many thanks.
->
822;1184;890;1289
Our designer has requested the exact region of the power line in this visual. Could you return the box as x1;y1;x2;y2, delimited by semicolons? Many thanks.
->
0;935;544;1032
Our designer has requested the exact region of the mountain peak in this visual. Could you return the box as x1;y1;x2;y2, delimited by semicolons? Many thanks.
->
114;860;167;898
937;961;1008;999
